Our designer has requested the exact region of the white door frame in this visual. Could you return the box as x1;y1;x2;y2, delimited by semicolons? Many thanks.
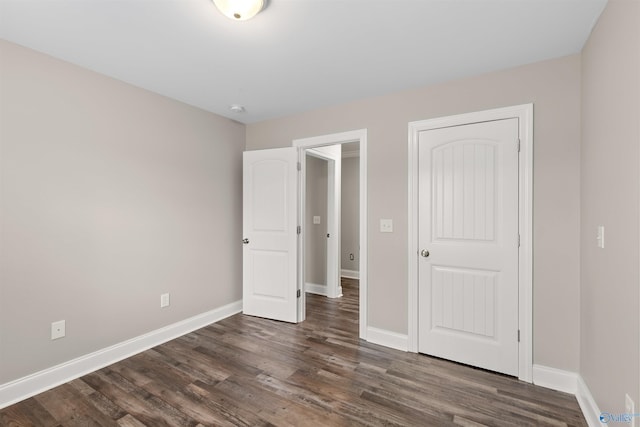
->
305;147;341;299
294;129;368;339
407;104;533;382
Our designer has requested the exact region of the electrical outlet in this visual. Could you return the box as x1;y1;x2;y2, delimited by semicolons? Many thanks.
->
380;219;393;233
160;293;170;308
51;320;65;340
626;394;635;427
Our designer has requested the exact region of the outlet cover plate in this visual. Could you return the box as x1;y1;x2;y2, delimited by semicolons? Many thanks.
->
380;219;393;233
51;320;66;340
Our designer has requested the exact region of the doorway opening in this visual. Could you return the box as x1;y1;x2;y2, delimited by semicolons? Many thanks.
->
304;143;360;298
304;146;342;300
294;129;368;339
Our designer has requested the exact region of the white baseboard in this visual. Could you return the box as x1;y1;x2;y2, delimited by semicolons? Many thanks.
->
531;365;601;427
366;327;408;351
532;364;578;394
305;282;327;296
306;283;343;298
0;300;242;410
576;375;602;427
341;269;359;279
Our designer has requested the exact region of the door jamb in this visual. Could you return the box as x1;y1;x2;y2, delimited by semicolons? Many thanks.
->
294;129;368;340
407;104;533;382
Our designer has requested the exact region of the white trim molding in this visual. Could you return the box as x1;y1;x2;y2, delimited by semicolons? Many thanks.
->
531;365;602;427
341;269;360;279
306;282;328;296
577;375;603;427
366;327;408;352
407;104;534;382
0;300;242;410
532;364;578;394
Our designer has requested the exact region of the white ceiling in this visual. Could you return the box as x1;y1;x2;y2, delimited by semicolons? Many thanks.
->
0;0;607;124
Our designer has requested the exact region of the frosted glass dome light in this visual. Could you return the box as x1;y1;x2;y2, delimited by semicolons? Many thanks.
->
212;0;265;21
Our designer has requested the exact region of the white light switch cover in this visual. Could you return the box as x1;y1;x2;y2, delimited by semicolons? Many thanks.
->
313;216;321;224
380;219;393;233
597;225;605;248
160;293;170;308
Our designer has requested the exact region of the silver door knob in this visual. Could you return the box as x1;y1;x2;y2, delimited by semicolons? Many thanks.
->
243;238;249;244
420;249;430;258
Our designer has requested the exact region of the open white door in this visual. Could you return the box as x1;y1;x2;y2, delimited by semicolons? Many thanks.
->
243;147;299;323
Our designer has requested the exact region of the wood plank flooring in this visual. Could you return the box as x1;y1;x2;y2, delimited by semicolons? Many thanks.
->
1;278;587;426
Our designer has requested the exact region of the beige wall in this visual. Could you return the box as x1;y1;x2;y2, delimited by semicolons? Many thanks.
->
247;54;583;371
341;156;359;272
0;40;245;384
581;0;640;413
305;155;328;286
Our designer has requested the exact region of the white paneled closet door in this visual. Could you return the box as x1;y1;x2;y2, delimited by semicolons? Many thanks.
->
418;118;519;376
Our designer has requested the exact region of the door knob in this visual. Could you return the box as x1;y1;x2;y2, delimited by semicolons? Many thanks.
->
243;238;249;244
420;249;430;258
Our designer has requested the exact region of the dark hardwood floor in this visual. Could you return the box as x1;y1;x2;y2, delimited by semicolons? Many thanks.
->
1;278;586;426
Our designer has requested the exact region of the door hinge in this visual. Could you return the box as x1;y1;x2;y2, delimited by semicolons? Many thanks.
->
327;233;330;238
517;139;521;152
518;234;521;247
517;329;521;342
297;162;301;171
297;225;301;235
297;289;301;298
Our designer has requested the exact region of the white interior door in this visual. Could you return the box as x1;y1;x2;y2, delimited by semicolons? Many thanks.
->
243;147;299;323
418;118;519;376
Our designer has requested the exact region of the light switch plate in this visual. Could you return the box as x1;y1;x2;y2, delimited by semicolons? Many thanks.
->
597;225;605;248
380;219;393;233
313;216;321;224
160;293;170;308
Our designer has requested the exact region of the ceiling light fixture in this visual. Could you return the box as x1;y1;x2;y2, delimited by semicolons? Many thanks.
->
229;104;246;113
212;0;264;21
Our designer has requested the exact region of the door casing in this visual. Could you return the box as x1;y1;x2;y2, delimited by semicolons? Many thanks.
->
407;104;533;382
